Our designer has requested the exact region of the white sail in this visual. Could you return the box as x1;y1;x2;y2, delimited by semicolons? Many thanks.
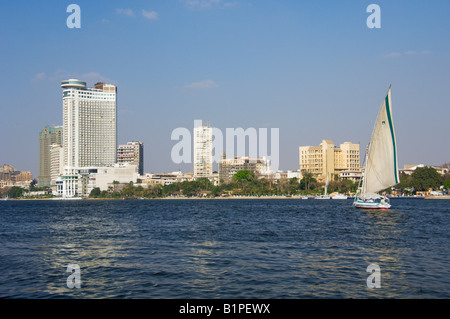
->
363;86;399;194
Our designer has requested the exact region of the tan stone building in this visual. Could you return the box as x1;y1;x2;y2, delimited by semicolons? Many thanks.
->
299;140;360;182
218;153;270;184
0;164;33;189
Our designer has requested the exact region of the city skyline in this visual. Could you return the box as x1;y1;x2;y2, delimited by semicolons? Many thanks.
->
1;0;449;177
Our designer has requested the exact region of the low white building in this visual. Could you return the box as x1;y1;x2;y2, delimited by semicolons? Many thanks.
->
286;170;301;179
339;170;363;183
54;164;139;198
399;164;449;176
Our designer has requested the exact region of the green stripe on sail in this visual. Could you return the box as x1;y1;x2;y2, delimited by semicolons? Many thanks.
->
384;92;399;184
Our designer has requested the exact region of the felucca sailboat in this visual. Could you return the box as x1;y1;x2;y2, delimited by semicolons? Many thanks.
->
353;85;399;209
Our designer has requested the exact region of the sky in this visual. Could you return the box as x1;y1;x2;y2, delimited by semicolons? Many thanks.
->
0;0;449;177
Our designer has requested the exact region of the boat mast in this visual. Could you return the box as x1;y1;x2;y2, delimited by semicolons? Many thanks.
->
355;145;369;200
362;145;369;194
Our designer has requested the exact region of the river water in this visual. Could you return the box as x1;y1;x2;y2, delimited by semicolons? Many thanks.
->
0;198;448;298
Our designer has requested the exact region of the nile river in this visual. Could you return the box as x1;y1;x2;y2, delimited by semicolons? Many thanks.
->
0;198;448;298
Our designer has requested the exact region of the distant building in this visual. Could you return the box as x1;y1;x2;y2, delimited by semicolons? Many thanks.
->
399;164;449;176
55;164;138;198
139;171;196;187
61;79;117;169
15;171;32;182
218;153;270;184
299;140;360;182
49;144;64;191
339;170;363;183
38;126;63;187
117;141;144;175
286;170;301;179
0;164;33;189
193;120;213;178
0;164;17;181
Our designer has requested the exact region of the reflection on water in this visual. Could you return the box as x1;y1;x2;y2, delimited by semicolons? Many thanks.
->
0;199;448;298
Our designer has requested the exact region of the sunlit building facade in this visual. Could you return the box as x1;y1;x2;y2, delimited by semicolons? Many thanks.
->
299;140;360;182
193;120;213;178
62;79;117;169
117;141;144;175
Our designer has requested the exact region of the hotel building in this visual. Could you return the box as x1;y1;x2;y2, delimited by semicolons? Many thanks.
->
61;79;117;169
299;140;360;182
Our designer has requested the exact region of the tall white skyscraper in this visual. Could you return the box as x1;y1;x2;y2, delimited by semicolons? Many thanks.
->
61;79;117;168
193;120;213;178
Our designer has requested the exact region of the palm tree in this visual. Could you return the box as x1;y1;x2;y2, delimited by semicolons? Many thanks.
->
112;180;120;193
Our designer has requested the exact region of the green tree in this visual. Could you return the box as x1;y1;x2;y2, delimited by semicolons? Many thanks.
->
89;187;101;198
6;186;24;198
443;178;450;190
300;172;316;192
100;190;109;198
196;178;211;191
112;180;120;193
411;166;442;191
233;170;256;182
396;172;413;190
180;180;201;197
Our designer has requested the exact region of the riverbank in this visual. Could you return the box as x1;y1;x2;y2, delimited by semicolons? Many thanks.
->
3;195;311;200
424;195;450;200
5;195;449;201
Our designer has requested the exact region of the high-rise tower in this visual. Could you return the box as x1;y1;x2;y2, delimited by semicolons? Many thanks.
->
193;120;213;178
61;79;117;168
38;126;63;187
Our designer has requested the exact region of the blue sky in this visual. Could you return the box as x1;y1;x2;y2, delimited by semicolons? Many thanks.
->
0;0;449;176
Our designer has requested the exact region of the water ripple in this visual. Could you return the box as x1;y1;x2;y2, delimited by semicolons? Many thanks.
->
0;198;448;298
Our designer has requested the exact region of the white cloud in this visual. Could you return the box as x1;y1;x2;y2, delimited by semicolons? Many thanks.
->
32;70;117;86
116;8;135;17
383;52;402;58
78;72;117;86
183;79;219;89
32;72;47;82
383;50;432;58
182;0;236;9
223;1;238;7
142;10;158;20
183;0;220;9
49;69;72;81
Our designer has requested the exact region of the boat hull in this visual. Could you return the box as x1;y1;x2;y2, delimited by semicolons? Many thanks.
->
331;194;348;199
353;200;391;209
